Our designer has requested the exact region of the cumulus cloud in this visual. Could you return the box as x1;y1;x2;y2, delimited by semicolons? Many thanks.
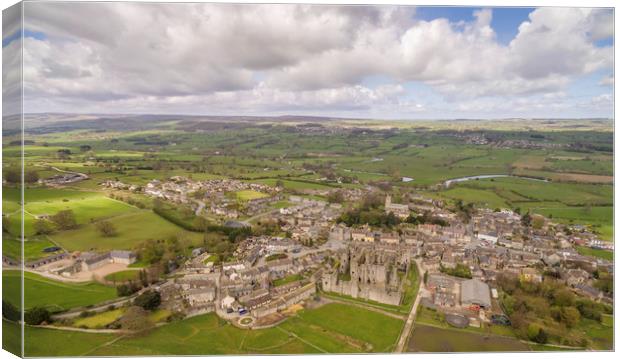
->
17;2;614;118
2;2;23;116
599;74;614;86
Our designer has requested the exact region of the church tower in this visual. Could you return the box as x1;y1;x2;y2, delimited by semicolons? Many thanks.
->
385;194;392;208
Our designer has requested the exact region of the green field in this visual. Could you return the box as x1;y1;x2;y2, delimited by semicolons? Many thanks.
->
273;273;303;286
148;309;172;323
21;320;118;357
3;188;139;237
2;236;61;261
87;313;317;355
293;303;404;352
49;211;203;252
234;190;269;201
104;270;141;282
73;309;125;329
2;319;21;357
576;317;614;350
3;270;117;312
408;324;531;352
575;246;613;261
254;178;335;190
11;303;404;355
433;187;510;209
414;306;518;338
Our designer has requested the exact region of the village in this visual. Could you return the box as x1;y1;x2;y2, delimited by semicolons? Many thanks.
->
15;175;613;332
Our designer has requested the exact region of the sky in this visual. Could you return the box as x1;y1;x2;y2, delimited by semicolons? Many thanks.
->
2;2;615;119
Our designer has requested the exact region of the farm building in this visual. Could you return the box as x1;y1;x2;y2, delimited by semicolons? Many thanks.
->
110;250;136;265
460;279;491;309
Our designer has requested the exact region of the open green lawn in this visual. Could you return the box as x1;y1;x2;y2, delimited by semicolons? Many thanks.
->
254;178;335;190
2;319;21;357
601;314;613;326
3;187;139;237
295;303;404;352
73;309;125;329
148;309;172;323
203;254;219;265
84;313;317;356
104;270;141;282
415;306;517;338
530;206;613;241
20;320;118;357
575;318;613;350
13;303;404;356
2;236;61;261
234;190;269;201
49;211;203;252
434;187;510;209
575;246;613;261
279;316;363;353
272;200;292;209
321;291;403;313
408;324;531;352
273;273;303;287
457;178;612;206
2;270;117;312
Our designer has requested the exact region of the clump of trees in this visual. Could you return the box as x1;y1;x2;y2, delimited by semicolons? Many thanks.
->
253;219;282;236
453;200;475;223
33;209;79;234
96;220;117;237
134;290;161;310
4;168;39;184
593;269;613;296
50;210;78;230
117;282;142;297
405;211;448;227
497;273;612;346
118;306;154;334
116;270;154;296
24;307;51;325
326;190;345;204
2;301;20;322
135;235;190;273
439;263;472;279
2;216;11;234
337;193;400;227
108;193;147;209
34;218;56;235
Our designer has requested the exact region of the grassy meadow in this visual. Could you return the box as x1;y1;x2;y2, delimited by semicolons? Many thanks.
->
408;324;531;352
49;211;203;252
2;270;117;312
8;303;404;356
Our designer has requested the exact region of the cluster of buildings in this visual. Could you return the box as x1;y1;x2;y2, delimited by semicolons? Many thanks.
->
275;196;343;244
158;245;326;321
234;236;302;266
22;250;137;279
80;178;614;327
143;177;281;219
100;179;140;192
41;172;88;186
